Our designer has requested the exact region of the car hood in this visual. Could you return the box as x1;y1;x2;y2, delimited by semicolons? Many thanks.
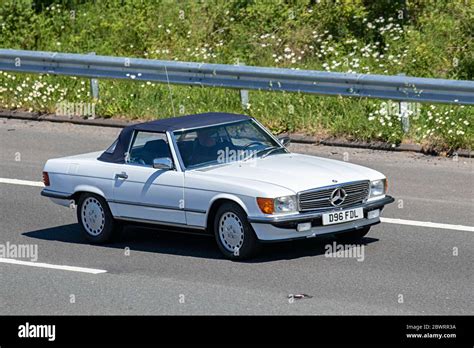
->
195;153;384;193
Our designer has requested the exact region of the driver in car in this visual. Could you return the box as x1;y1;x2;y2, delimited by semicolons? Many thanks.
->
192;128;221;165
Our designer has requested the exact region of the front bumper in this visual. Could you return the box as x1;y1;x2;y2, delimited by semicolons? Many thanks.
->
248;195;394;242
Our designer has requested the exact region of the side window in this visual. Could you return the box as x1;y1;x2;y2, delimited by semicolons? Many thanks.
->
128;132;172;166
104;139;118;154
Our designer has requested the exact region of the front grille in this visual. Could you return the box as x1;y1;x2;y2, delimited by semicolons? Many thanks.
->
298;181;369;212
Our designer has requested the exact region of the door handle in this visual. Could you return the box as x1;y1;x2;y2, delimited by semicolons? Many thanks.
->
115;172;128;179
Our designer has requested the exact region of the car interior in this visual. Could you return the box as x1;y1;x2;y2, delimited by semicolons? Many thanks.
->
129;138;172;166
176;129;235;167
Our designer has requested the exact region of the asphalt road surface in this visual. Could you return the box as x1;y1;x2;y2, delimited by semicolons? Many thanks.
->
0;118;472;315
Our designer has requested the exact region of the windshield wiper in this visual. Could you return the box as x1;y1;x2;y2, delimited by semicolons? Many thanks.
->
261;146;284;159
242;146;282;162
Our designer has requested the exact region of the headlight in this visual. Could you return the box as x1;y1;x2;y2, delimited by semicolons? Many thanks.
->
257;195;297;214
274;195;297;213
369;179;387;198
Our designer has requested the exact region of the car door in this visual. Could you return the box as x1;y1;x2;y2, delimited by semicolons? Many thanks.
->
111;130;185;225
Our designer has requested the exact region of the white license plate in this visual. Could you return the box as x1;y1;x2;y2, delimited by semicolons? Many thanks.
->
322;207;364;226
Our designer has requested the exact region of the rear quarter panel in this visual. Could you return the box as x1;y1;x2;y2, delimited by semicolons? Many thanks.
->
43;152;119;213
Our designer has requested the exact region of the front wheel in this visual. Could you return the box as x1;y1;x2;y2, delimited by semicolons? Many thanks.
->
77;193;119;244
214;202;260;260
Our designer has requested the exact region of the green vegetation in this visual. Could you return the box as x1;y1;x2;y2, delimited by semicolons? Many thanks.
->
0;0;472;150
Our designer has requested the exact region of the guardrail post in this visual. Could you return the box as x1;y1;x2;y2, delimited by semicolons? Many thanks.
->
400;100;409;133
240;88;249;110
88;52;99;100
238;62;249;109
398;73;410;133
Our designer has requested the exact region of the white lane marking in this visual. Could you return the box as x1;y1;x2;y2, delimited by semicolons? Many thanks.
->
0;178;44;187
0;258;107;274
381;217;474;232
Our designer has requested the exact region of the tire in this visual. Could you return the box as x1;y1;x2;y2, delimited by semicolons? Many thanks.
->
76;193;119;244
336;226;371;242
213;202;260;260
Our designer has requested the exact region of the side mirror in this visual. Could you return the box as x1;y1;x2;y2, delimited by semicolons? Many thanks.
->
153;157;174;170
278;136;291;147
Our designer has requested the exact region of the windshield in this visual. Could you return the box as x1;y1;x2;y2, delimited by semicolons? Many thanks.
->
174;119;285;169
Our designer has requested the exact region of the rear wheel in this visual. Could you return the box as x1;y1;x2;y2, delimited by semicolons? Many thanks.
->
77;193;119;244
214;202;260;260
336;226;371;242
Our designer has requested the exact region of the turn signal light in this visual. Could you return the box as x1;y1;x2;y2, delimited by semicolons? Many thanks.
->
257;197;274;214
42;172;50;186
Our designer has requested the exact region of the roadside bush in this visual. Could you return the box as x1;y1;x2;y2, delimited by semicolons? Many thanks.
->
0;0;472;150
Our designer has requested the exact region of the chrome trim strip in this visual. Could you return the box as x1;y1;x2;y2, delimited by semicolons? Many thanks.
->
45;172;116;181
107;199;206;214
167;130;185;172
125;129;137;163
115;216;205;230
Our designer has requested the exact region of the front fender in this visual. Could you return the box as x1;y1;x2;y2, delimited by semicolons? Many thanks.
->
203;193;257;230
208;193;249;215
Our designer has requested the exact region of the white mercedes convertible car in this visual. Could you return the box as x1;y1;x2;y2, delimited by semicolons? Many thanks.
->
42;112;394;259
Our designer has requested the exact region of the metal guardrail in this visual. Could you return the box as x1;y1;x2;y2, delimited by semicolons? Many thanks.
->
0;49;473;105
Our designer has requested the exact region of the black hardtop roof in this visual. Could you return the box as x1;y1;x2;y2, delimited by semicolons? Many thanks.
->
128;112;251;132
